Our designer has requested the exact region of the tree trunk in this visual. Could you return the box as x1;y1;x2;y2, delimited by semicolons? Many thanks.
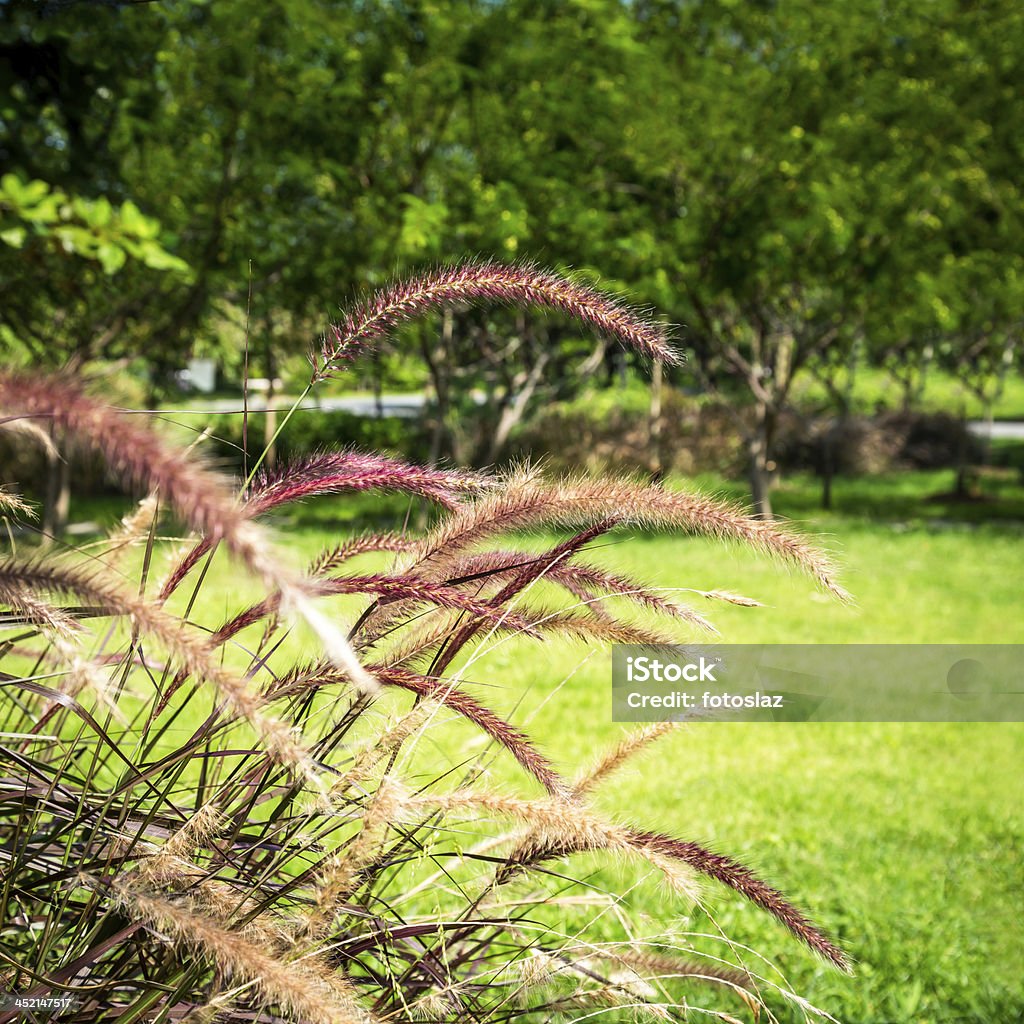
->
484;351;549;465
821;412;846;511
648;358;664;483
821;344;860;511
747;403;774;519
263;392;277;472
42;427;70;542
980;398;994;467
954;402;971;498
821;424;835;511
900;375;914;413
423;311;454;469
263;333;278;472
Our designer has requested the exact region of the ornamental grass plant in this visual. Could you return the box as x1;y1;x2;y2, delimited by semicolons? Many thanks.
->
0;262;849;1023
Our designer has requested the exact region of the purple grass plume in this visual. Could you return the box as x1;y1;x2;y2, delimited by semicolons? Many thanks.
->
312;259;680;382
0;260;851;1024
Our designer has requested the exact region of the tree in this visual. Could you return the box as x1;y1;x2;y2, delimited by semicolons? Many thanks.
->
3;0;1022;509
624;0;1024;514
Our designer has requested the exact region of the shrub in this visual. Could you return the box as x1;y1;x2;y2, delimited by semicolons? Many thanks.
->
0;262;849;1023
512;386;744;476
775;410;982;477
204;408;432;476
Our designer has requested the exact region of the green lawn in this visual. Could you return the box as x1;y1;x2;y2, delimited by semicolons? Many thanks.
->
788;364;1024;421
65;471;1024;1023
414;517;1023;1023
535;364;1024;427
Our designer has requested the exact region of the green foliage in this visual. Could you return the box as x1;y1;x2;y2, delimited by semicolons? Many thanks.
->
0;172;189;275
4;0;1021;428
65;470;1024;1022
0;360;858;1020
203;408;431;471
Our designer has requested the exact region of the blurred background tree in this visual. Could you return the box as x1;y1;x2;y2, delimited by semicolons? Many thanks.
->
1;0;1021;509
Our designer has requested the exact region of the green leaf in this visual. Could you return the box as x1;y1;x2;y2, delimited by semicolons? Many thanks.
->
119;200;159;239
97;243;128;274
0;226;27;248
86;196;114;228
139;244;190;273
19;195;61;225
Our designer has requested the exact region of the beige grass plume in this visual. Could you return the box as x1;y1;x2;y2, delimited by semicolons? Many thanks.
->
0;558;325;795
0;371;378;694
96;878;372;1024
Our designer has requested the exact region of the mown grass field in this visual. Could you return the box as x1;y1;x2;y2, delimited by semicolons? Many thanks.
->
66;469;1024;1023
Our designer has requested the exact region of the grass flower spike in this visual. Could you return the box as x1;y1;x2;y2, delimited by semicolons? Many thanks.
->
313;259;680;381
0;264;850;1023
